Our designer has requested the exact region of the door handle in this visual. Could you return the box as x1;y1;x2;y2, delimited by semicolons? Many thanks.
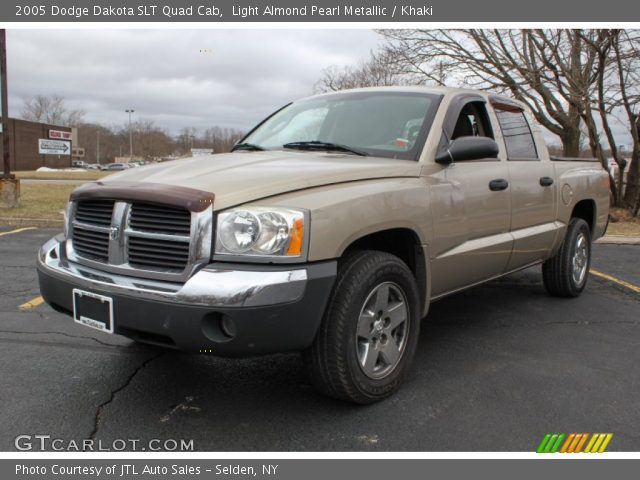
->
540;176;554;187
489;178;509;191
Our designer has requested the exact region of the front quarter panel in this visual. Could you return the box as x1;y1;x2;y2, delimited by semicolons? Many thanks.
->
248;178;432;262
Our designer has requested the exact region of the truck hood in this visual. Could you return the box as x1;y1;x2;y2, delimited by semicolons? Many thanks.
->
100;151;422;210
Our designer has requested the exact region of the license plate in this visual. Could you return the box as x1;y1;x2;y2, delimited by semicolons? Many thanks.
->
72;289;114;334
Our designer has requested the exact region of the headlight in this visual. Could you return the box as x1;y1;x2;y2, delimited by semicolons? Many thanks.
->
215;207;307;260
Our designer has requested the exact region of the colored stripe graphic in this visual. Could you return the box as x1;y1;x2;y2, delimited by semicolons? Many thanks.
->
550;433;565;453
598;434;613;453
559;433;575;453
584;434;598;453
536;434;552;453
584;433;614;453
537;433;565;453
539;433;613;453
574;433;589;453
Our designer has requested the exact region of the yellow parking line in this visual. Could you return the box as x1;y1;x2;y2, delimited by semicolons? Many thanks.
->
0;227;36;237
19;296;44;310
591;269;640;294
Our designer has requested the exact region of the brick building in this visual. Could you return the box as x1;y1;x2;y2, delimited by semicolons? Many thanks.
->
0;118;73;171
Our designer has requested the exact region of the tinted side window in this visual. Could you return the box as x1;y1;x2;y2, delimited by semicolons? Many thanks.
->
451;102;494;140
494;108;538;160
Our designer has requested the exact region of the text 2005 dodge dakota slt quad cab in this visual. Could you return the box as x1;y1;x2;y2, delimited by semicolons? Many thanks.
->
38;87;609;403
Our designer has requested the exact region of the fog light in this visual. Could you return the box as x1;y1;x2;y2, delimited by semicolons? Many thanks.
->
220;316;237;338
201;312;236;343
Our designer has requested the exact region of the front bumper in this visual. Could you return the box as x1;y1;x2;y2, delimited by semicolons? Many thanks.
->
37;235;336;356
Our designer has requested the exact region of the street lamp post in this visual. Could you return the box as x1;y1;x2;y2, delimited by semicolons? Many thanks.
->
125;109;135;162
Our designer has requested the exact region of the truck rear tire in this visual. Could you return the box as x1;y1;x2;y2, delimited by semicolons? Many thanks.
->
542;218;592;298
303;250;421;404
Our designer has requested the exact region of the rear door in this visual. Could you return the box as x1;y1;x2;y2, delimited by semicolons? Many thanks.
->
490;100;558;270
429;96;513;296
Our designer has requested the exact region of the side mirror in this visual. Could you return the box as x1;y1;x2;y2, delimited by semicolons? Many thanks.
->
435;136;500;165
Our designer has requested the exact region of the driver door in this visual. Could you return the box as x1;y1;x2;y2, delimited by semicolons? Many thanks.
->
429;98;513;297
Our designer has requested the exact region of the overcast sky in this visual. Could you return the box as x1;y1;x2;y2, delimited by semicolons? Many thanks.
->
6;29;381;134
5;29;633;148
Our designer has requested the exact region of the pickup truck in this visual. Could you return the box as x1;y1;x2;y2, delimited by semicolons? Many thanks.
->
37;86;610;404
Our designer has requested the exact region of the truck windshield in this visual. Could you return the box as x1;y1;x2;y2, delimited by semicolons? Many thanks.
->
240;91;442;160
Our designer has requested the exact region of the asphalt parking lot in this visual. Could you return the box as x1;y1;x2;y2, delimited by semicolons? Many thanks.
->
1;227;639;452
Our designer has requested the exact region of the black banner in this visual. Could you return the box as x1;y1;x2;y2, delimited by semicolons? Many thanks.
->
4;0;639;22
4;459;640;480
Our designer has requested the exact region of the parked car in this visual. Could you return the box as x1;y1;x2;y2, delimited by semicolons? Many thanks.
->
37;87;609;403
71;160;89;169
103;163;130;171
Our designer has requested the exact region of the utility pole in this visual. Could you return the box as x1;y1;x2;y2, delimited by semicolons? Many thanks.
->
1;30;12;180
96;129;100;165
125;109;134;162
0;29;19;208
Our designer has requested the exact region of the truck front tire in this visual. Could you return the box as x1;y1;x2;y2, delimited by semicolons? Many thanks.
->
304;250;421;404
542;218;592;297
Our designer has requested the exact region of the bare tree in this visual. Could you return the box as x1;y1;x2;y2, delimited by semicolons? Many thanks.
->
313;50;416;94
79;121;176;163
177;127;198;155
610;30;640;209
132;119;174;160
379;29;607;157
201;126;245;153
21;94;85;126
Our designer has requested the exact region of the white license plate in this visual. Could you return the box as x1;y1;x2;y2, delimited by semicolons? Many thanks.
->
72;289;114;334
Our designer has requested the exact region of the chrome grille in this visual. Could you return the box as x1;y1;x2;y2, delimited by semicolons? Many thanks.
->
128;236;190;270
129;203;191;235
68;197;211;281
126;202;192;272
74;200;115;227
71;200;115;262
72;227;110;262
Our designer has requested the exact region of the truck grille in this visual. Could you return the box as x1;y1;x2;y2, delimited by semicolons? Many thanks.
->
70;200;197;275
71;200;115;261
128;236;191;270
75;199;115;227
72;226;110;262
129;203;191;235
127;202;192;271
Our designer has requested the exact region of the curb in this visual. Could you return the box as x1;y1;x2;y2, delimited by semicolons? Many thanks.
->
0;217;63;228
595;235;640;245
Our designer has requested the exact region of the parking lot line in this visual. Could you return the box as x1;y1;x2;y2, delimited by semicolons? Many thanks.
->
19;296;44;310
591;269;640;294
0;226;37;237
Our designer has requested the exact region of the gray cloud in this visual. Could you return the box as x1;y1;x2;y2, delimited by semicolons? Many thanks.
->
6;29;381;133
6;29;633;149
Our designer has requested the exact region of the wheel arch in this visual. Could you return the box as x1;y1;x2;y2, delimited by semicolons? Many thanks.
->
571;199;596;236
341;227;429;316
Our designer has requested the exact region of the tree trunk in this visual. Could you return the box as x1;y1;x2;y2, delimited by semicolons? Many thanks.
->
560;113;581;157
623;117;640;212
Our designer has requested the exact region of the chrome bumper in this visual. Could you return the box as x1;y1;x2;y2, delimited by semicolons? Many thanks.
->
38;235;308;308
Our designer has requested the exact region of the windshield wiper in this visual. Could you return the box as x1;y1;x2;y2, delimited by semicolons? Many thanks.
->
283;141;368;156
232;142;265;152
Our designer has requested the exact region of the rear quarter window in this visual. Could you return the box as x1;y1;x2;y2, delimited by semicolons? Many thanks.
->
494;108;538;160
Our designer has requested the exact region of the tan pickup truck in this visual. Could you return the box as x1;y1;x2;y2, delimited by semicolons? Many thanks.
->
38;86;609;403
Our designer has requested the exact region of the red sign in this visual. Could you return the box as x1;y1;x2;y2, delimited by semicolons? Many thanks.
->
49;129;72;140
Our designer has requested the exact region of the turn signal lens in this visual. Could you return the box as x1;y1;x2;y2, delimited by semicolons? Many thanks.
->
286;218;305;256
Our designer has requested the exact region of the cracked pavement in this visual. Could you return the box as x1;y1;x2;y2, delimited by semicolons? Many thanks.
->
0;228;639;451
